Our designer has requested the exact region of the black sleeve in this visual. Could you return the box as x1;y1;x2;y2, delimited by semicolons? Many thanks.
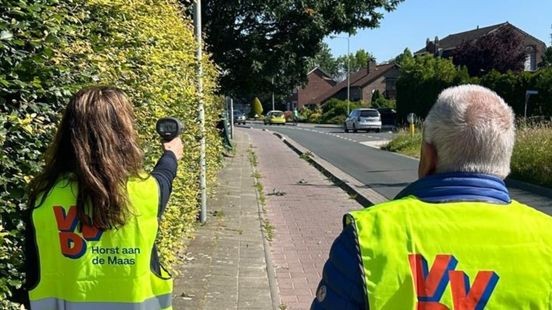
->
151;151;178;217
22;209;37;308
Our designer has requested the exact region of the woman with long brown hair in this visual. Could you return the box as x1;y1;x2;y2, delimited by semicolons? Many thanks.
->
25;86;182;309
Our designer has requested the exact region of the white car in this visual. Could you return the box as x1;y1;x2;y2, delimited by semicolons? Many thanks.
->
233;111;246;125
344;108;382;133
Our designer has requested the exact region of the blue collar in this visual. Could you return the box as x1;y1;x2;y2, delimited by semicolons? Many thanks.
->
395;172;511;204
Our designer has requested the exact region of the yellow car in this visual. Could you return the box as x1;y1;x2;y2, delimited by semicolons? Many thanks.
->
264;110;286;125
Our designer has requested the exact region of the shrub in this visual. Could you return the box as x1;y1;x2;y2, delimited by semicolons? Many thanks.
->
381;128;422;158
251;97;263;117
385;123;552;189
511;122;552;188
320;98;362;124
0;1;80;306
1;0;221;304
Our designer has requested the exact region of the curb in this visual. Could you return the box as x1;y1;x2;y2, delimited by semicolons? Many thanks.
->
268;130;388;207
256;126;552;206
244;132;281;310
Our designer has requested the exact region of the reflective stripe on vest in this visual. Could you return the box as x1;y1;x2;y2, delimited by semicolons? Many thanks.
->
31;293;171;310
29;175;172;309
347;196;552;309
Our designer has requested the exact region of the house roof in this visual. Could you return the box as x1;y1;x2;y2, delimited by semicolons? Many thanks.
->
307;67;331;78
311;63;397;105
307;67;336;86
415;22;547;55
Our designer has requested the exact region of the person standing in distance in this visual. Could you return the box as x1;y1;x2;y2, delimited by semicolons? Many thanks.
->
25;86;183;309
312;84;552;309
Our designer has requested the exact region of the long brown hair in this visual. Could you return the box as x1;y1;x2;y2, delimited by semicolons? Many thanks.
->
28;86;144;229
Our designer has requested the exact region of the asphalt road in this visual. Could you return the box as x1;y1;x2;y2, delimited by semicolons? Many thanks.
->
246;123;552;215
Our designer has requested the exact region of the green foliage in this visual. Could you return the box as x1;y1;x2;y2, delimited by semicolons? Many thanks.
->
57;0;223;272
200;0;404;98
539;46;552;68
381;128;422;158
307;42;340;78
396;50;552;121
1;0;221;303
0;1;80;305
308;46;376;81
251;97;263;117
320;98;362;123
300;106;323;123
337;49;375;74
395;52;473;121
386;123;552;189
371;90;396;109
479;68;552;117
511;122;552;188
452;26;526;76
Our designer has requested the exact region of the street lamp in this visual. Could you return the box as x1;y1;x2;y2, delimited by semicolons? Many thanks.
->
330;34;351;115
193;0;207;224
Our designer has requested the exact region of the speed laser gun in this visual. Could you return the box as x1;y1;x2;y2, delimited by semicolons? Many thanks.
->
156;117;184;142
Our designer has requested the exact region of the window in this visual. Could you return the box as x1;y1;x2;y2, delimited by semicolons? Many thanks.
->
360;110;379;117
524;46;537;71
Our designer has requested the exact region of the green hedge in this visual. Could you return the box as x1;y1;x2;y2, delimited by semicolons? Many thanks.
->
396;52;552;120
320;98;362;124
0;0;222;306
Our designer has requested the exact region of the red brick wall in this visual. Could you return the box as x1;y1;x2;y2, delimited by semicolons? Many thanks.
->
360;67;400;105
296;70;335;109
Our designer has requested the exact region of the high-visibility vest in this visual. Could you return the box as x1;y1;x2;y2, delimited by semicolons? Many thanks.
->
29;176;172;310
347;196;552;310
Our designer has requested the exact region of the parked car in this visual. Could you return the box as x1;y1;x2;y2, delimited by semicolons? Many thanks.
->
264;110;286;125
377;108;397;127
344;108;382;133
233;110;246;125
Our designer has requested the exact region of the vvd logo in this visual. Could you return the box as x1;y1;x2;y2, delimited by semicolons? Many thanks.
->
54;206;104;259
409;254;499;310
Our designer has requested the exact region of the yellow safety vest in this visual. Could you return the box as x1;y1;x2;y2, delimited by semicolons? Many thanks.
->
347;196;552;310
29;176;172;309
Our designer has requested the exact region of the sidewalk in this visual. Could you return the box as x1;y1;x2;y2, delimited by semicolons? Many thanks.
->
174;128;363;309
246;128;362;309
173;130;274;309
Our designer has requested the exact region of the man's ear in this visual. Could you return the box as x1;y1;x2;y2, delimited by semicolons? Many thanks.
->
418;141;437;178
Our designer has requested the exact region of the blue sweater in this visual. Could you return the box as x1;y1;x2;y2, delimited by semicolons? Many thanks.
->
310;173;510;310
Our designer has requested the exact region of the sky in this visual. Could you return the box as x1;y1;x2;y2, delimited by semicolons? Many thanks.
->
325;0;552;63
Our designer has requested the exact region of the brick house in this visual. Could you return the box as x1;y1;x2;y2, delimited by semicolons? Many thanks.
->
416;22;546;71
290;67;336;109
310;62;400;106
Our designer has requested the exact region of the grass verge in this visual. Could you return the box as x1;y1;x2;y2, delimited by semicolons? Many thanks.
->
383;124;552;188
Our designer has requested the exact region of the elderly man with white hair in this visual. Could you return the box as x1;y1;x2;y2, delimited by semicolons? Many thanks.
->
311;85;552;310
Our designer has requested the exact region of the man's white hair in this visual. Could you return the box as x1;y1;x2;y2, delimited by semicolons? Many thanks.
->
423;84;515;178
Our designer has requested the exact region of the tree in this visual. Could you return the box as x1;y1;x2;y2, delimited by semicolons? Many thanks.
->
452;26;526;76
251;97;263;117
395;51;471;120
197;0;404;99
337;49;376;75
371;89;395;108
307;42;340;79
540;46;552;68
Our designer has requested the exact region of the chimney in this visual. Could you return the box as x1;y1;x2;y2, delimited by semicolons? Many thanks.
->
425;38;431;52
433;36;439;56
367;60;376;73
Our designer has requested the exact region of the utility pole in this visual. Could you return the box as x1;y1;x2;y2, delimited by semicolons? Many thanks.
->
346;34;350;116
194;0;207;224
